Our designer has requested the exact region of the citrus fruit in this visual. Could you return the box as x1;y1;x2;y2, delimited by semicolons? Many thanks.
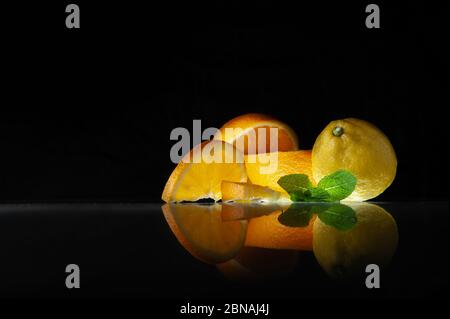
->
162;203;247;264
313;203;398;279
221;181;284;202
312;118;397;201
244;150;314;194
245;211;316;250
213;113;299;154
162;140;247;203
217;247;299;282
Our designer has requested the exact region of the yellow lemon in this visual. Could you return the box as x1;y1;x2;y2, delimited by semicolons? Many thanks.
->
312;118;397;201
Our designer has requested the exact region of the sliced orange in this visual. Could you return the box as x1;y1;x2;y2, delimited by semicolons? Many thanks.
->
162;203;247;264
162;140;247;203
245;150;314;194
245;211;316;250
221;181;285;202
213;113;299;154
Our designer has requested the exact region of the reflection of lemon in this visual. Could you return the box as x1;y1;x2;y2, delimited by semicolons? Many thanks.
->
313;203;398;279
162;141;247;203
245;150;314;194
213;113;299;154
162;204;247;264
312;118;397;201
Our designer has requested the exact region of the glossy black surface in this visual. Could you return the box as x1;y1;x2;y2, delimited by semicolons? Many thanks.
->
0;201;447;298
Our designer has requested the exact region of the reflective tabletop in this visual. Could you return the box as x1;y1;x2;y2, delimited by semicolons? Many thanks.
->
0;201;447;298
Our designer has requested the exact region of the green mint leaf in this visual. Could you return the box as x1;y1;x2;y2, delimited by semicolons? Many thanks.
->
317;170;357;201
317;204;357;231
277;174;312;196
278;204;313;227
289;191;306;202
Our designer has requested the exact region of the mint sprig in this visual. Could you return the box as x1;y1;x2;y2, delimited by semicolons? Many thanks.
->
277;170;356;202
277;174;311;201
317;170;357;201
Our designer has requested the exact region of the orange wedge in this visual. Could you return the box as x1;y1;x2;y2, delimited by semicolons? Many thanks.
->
245;211;316;250
244;150;314;194
162;141;247;203
213;113;299;154
162;203;247;264
221;181;284;202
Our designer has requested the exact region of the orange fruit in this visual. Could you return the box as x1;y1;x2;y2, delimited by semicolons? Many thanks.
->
162;203;247;264
217;247;299;282
162;140;247;203
245;211;315;250
221;181;284;202
213;113;299;154
244;150;314;194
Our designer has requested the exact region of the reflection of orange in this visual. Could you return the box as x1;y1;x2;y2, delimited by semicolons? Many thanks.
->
221;202;286;221
162;204;247;264
214;113;299;154
245;150;314;193
162;141;247;202
217;247;299;282
245;211;315;250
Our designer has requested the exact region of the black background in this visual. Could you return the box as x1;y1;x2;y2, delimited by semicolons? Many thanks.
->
0;1;448;202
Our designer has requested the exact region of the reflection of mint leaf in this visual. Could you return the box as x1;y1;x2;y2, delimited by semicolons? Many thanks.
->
277;203;357;231
309;203;334;214
278;174;312;196
305;187;331;202
317;170;356;202
278;204;313;227
317;204;357;231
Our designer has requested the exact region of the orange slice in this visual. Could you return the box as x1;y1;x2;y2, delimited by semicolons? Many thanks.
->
162;141;247;203
213;113;299;154
162;203;247;264
245;211;316;250
221;181;284;202
244;150;314;194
